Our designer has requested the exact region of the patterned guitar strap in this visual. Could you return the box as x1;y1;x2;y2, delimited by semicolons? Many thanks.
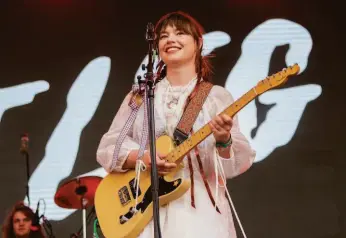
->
111;83;150;208
173;81;221;213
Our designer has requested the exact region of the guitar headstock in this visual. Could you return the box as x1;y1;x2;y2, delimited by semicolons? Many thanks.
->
255;64;300;94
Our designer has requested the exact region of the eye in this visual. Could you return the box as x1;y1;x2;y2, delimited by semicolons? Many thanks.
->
176;31;184;35
159;34;168;39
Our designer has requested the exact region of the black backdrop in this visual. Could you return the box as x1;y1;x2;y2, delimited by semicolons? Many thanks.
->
0;0;345;237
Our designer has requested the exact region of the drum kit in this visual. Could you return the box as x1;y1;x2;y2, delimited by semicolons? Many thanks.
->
53;176;103;238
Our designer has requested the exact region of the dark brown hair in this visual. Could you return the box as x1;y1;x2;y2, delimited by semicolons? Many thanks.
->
154;11;213;83
2;201;45;238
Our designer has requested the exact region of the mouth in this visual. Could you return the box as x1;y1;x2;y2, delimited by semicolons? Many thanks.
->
165;46;181;53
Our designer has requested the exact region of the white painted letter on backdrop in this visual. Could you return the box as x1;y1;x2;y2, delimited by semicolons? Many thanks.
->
224;19;322;162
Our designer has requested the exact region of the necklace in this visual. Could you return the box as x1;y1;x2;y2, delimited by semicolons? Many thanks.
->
166;94;179;110
162;77;197;136
165;77;197;111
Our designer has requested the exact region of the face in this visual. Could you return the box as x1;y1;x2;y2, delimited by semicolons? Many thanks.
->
12;211;32;237
158;25;199;67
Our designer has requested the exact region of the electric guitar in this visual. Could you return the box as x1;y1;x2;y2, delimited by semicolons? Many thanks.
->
94;64;300;238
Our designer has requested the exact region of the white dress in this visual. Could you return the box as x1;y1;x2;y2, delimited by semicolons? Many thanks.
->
97;77;256;238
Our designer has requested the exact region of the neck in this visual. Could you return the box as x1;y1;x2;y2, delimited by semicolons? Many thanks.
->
166;62;197;86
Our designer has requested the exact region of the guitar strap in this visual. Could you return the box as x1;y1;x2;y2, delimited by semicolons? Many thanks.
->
173;81;221;213
173;81;213;145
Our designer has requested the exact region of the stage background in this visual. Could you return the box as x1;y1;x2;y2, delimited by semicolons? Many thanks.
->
0;0;345;237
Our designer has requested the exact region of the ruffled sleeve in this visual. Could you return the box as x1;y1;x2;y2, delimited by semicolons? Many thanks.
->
96;92;140;173
207;86;256;179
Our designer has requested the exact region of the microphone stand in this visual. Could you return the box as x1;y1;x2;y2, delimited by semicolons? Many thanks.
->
69;207;96;238
41;215;56;238
140;22;162;238
20;133;31;206
24;152;30;206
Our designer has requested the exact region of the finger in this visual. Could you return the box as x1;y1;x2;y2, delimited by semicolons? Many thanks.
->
164;162;177;169
224;126;232;132
157;151;168;158
160;166;176;174
214;115;225;127
212;121;223;131
221;114;233;125
220;124;232;132
209;121;217;132
158;171;171;176
209;121;215;129
156;157;166;166
217;116;232;132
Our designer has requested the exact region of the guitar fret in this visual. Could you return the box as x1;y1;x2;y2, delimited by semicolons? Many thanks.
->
166;153;172;163
195;130;203;142
200;128;205;137
176;146;181;157
203;125;211;136
186;137;193;148
170;150;176;162
179;143;186;156
191;133;197;144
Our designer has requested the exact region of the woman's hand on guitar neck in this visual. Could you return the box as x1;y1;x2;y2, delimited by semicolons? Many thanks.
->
209;114;234;159
123;150;177;176
209;113;233;143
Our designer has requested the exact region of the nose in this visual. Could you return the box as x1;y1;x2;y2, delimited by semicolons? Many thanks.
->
166;33;177;43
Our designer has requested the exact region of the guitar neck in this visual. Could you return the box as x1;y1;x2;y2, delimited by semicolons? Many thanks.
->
163;64;299;163
165;86;262;163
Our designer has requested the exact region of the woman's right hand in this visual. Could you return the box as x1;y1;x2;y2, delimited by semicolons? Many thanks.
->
142;150;177;176
123;150;177;175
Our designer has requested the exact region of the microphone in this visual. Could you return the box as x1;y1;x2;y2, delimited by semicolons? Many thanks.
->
20;133;29;154
30;200;40;231
146;22;155;41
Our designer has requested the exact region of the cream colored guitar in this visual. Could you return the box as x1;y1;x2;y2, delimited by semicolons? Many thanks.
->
95;64;300;238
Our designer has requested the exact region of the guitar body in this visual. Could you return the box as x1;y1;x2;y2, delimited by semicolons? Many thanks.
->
95;135;191;238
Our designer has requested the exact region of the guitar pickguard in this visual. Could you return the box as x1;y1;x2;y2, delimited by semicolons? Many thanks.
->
129;178;142;198
119;176;182;224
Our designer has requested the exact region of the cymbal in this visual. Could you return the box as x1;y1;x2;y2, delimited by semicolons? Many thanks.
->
54;176;102;209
